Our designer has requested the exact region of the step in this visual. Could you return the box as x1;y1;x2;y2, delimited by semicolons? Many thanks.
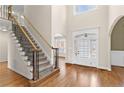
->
12;38;19;45
20;43;38;48
15;43;21;48
27;56;47;62
39;60;49;65
11;34;36;45
27;60;49;66
15;40;19;43
24;50;43;56
29;64;52;73
27;51;44;56
28;68;60;86
39;56;47;60
39;65;53;78
20;46;33;50
18;47;23;51
40;62;50;67
26;60;31;66
11;33;16;37
11;31;39;49
22;56;28;60
12;36;17;40
20;51;26;56
39;64;53;72
39;52;45;56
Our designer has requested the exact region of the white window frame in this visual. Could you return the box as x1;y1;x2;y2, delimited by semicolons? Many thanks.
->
73;5;97;16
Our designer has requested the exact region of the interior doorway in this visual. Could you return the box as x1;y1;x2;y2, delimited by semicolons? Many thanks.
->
54;34;66;58
111;17;124;67
73;28;99;67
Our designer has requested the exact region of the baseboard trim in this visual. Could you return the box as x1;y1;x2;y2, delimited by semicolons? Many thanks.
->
65;63;73;65
65;63;111;71
28;68;60;87
0;60;7;63
111;65;124;68
97;66;111;71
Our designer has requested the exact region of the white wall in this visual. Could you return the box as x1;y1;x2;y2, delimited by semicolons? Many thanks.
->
108;6;124;67
0;31;8;62
51;5;67;57
66;6;110;70
111;51;124;67
24;5;67;45
51;6;66;37
109;6;124;30
8;34;32;79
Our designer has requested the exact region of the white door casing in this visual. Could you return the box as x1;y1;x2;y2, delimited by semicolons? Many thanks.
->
72;28;99;67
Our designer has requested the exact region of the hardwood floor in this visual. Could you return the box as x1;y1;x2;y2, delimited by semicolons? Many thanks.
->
0;59;124;87
0;62;29;87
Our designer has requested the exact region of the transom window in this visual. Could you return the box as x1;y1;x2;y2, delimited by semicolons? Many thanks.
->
74;5;97;15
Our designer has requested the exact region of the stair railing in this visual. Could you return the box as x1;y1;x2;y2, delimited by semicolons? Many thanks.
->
0;5;40;80
11;15;40;80
23;15;59;69
6;5;59;80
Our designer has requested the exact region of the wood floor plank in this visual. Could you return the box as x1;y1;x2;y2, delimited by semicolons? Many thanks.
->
0;59;124;87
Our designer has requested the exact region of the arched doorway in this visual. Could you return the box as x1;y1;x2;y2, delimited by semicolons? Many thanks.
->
110;16;124;67
54;34;66;58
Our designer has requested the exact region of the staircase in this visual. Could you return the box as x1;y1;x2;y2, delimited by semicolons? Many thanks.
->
12;24;53;79
0;5;59;84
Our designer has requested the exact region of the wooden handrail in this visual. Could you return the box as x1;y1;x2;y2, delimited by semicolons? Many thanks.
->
23;15;53;49
8;5;12;20
12;15;39;51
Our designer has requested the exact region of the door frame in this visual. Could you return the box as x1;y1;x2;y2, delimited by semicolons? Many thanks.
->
72;27;99;68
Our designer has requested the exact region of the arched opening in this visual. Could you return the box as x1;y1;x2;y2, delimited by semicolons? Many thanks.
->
110;16;124;67
53;33;66;58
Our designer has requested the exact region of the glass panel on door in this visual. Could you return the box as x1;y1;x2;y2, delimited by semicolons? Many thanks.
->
73;29;98;67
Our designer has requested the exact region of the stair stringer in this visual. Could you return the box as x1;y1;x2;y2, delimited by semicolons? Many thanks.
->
8;32;33;80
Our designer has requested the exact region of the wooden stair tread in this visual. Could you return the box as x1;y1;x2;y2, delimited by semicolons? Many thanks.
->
28;68;60;87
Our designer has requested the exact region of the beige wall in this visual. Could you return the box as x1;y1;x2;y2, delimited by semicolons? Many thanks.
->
0;31;8;62
24;5;51;44
66;6;110;70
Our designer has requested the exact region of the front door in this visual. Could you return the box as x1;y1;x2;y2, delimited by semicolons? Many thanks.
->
73;28;98;67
